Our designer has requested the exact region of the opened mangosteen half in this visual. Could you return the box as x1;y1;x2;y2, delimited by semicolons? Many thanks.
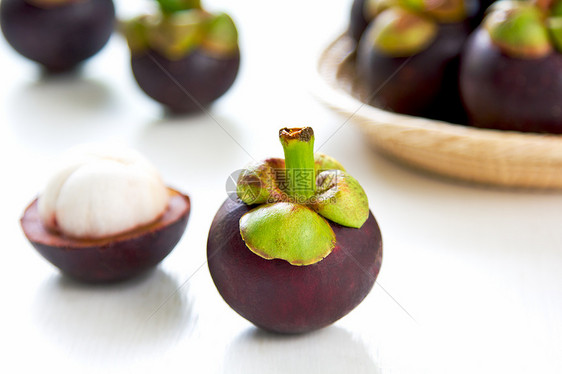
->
20;144;190;283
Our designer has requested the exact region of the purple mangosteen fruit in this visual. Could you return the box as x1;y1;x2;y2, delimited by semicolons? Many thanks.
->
0;0;115;72
207;127;383;334
473;0;498;27
355;0;473;122
122;0;240;114
460;0;562;133
349;0;370;41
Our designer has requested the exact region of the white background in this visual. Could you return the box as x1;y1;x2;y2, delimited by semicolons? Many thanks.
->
1;1;561;373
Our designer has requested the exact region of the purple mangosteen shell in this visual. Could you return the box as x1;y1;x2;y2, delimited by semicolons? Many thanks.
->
207;198;383;334
356;22;470;122
460;28;562;133
131;48;240;114
0;0;115;72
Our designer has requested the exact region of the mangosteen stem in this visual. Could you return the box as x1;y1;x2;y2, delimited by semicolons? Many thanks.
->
279;127;316;202
156;0;202;14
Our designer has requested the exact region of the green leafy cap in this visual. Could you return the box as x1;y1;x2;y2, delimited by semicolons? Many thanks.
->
122;9;239;60
368;7;438;57
485;1;552;58
235;127;370;266
548;17;562;52
312;170;370;229
240;203;336;266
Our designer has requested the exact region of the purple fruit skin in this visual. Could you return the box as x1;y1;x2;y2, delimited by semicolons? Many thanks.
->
131;48;240;114
349;0;368;42
460;28;562;133
0;0;115;72
21;194;190;283
207;198;383;334
356;22;470;122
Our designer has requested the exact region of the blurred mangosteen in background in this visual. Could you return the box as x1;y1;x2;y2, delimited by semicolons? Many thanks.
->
355;0;476;122
122;0;240;114
472;0;498;27
349;0;369;42
349;0;481;43
0;0;115;73
460;0;562;133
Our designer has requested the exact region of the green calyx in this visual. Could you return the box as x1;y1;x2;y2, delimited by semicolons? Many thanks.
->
122;9;238;60
236;154;346;205
422;0;468;23
312;170;370;229
548;17;562;52
369;7;438;57
485;1;552;58
240;203;336;266
236;127;370;266
552;0;562;16
201;13;239;56
314;153;346;173
156;0;201;14
364;0;467;24
548;0;562;51
236;158;286;205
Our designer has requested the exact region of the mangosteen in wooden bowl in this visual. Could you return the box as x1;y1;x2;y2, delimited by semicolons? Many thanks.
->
315;0;562;189
460;0;562;133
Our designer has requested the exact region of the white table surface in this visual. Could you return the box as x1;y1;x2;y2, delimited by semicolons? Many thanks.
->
1;1;561;373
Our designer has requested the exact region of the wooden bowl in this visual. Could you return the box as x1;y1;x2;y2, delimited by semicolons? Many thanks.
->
314;34;562;189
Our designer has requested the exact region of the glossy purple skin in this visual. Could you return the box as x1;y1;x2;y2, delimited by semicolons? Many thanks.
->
207;198;383;334
349;0;369;42
472;0;496;28
21;192;190;283
131;48;240;114
460;28;562;133
0;0;115;72
357;22;470;123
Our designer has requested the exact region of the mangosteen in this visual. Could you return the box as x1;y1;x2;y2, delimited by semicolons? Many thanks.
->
122;0;240;114
349;0;369;41
207;127;383;334
20;144;190;283
355;1;473;122
460;0;562;133
0;0;115;72
350;0;480;42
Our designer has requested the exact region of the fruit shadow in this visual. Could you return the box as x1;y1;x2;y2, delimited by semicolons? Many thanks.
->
6;75;118;151
224;325;381;374
32;268;195;364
